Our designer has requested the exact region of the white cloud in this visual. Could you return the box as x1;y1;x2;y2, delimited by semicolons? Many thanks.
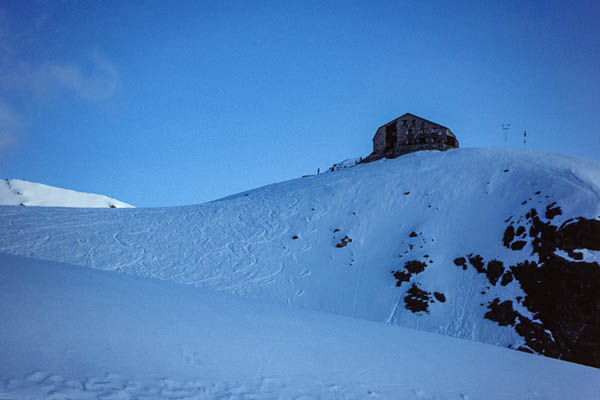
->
0;5;120;154
1;51;120;103
43;51;120;101
0;5;119;102
0;51;119;153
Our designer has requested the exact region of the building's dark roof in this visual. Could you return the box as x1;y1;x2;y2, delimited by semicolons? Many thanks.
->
378;113;456;137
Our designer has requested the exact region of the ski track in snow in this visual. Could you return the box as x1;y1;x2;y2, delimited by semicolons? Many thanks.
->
6;253;585;400
1;371;480;400
0;148;599;349
2;149;600;398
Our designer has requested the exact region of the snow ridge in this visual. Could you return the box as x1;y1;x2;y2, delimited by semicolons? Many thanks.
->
0;179;134;208
0;148;598;365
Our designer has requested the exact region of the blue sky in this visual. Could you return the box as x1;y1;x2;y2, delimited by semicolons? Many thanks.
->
1;0;598;207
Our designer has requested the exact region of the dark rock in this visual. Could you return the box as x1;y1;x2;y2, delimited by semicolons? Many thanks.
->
510;257;600;367
501;207;600;367
409;231;418;238
453;257;466;267
484;299;518;326
568;250;583;260
404;260;427;274
486;260;505;285
525;209;534;219
560;218;600;251
510;240;527;250
335;235;352;248
545;202;562;220
393;270;411;286
457;205;600;367
500;272;513;286
503;226;515;247
468;255;485;273
524;210;600;261
404;284;431;313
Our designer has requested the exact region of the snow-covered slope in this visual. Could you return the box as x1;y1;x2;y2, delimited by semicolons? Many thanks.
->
0;179;133;208
0;148;598;367
1;253;598;399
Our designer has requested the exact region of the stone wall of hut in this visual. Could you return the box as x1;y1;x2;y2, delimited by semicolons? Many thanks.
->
369;116;458;160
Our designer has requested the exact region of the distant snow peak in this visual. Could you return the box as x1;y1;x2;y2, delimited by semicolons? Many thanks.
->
0;179;133;208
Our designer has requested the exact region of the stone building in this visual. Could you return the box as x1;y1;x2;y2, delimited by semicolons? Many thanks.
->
363;113;458;162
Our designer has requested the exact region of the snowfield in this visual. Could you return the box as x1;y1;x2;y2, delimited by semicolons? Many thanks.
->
0;179;133;208
1;253;598;400
0;147;599;397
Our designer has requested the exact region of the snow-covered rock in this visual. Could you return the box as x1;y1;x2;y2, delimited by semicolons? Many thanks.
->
326;157;361;172
1;253;598;399
0;179;133;208
0;148;598;367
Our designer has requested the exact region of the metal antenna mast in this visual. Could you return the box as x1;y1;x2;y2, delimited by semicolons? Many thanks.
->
501;123;510;145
